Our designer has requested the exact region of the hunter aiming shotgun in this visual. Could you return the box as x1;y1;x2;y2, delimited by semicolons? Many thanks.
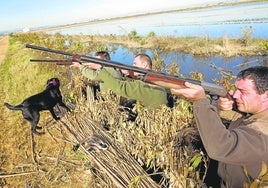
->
26;44;228;98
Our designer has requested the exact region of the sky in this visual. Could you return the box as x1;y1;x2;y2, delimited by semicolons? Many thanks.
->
1;0;249;33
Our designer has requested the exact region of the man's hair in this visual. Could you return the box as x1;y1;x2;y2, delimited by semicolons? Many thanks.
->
135;54;152;68
95;51;110;60
237;66;268;94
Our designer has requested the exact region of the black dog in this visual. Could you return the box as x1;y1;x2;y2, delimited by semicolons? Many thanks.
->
4;78;70;135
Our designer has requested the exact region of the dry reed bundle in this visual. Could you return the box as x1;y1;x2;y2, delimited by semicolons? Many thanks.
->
57;111;160;188
54;84;160;188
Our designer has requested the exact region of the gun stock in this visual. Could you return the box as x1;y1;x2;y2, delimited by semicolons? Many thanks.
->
26;44;228;98
145;73;196;89
56;62;73;65
145;73;227;97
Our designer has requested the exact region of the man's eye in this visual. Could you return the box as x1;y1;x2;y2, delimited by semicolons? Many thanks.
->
240;90;248;94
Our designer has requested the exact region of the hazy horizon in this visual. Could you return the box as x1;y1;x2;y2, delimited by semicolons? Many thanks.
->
1;0;254;34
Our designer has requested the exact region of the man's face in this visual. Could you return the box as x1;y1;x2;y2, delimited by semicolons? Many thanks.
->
133;56;144;68
132;56;151;76
95;55;102;59
133;56;150;69
233;78;267;114
96;55;108;60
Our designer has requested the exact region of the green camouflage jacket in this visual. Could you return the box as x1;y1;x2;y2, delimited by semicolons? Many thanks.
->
79;65;168;108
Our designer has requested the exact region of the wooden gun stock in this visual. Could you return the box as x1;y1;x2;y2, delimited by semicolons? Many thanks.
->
145;73;200;89
145;73;227;97
56;61;73;65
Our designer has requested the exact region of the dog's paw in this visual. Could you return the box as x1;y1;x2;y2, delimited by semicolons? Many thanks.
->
52;116;61;121
33;131;45;136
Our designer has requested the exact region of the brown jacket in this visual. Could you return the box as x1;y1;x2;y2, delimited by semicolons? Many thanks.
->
193;98;268;188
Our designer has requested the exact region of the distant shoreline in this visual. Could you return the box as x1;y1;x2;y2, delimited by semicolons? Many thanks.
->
33;0;258;33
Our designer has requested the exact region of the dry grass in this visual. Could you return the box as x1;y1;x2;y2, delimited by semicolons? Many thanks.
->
88;34;268;57
0;35;92;187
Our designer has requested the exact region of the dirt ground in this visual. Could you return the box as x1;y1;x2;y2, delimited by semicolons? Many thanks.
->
0;35;9;136
0;36;9;63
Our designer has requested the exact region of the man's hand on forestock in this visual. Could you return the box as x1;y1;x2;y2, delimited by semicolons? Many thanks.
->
70;62;102;70
70;62;81;68
218;91;235;111
83;62;102;70
170;82;206;101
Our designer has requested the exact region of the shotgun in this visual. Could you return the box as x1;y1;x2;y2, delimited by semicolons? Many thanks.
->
26;44;227;97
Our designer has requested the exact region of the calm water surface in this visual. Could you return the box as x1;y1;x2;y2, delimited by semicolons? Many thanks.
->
50;2;268;38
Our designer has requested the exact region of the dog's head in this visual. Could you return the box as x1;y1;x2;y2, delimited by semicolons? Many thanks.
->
47;78;60;87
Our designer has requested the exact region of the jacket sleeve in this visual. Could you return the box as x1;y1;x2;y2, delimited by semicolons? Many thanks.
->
79;65;99;80
193;98;268;165
97;68;168;108
79;65;122;80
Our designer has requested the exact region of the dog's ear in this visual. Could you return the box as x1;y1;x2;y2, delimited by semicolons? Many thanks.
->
55;78;60;85
47;78;60;86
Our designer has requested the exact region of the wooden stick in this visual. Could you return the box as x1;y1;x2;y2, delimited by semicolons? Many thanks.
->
0;171;38;178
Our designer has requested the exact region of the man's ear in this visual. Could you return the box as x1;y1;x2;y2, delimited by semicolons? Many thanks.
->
144;62;150;69
263;90;268;101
